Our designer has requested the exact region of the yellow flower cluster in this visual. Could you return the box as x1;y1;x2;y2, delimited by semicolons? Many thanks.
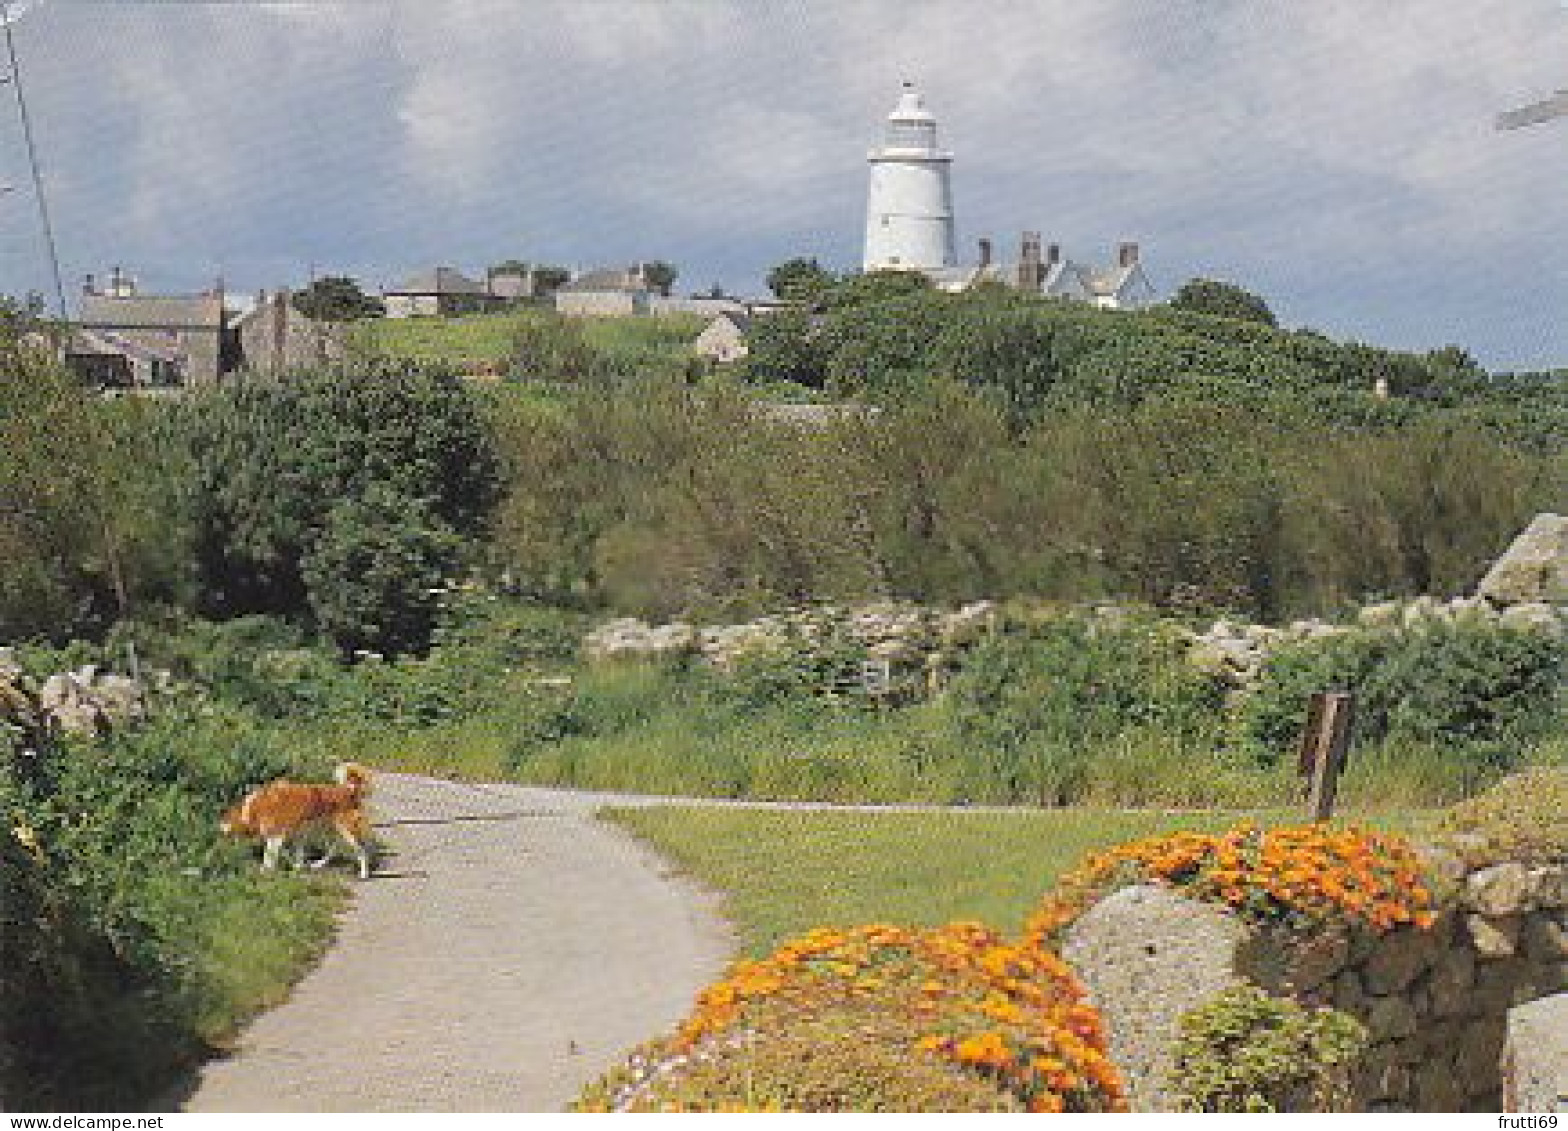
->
1026;823;1437;948
673;920;1127;1113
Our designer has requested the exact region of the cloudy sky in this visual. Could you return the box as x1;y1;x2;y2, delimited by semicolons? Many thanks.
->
5;0;1568;369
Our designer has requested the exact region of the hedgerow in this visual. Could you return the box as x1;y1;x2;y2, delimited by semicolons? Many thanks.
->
3;707;340;1109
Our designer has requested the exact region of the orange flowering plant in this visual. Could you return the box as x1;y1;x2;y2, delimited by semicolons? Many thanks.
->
584;921;1127;1112
1026;823;1437;948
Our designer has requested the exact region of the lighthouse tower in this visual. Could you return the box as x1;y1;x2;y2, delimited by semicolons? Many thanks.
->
863;82;956;273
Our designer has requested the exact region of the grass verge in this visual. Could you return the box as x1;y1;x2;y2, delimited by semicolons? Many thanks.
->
601;805;1425;957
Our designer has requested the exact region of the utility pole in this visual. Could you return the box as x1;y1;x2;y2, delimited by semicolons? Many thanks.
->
2;0;65;321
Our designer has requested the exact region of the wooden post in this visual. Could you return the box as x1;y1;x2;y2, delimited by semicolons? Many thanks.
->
1297;691;1355;821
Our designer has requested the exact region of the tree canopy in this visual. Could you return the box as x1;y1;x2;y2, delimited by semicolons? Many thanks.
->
643;261;678;298
766;257;836;302
291;275;385;322
1169;277;1277;327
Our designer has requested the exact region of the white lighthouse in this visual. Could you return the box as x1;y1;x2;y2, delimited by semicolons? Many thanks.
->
863;82;956;273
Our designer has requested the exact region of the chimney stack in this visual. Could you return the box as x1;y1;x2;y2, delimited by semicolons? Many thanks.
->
83;273;96;295
1017;231;1043;290
978;237;993;268
1046;243;1062;266
1118;242;1140;268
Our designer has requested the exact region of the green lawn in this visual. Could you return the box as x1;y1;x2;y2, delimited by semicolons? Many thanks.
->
601;805;1427;957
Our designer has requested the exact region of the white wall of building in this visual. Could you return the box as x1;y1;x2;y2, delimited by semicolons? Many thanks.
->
864;159;955;271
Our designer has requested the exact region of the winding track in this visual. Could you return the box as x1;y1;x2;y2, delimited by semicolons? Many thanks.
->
178;773;733;1113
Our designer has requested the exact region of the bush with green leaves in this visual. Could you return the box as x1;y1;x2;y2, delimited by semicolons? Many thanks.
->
1241;618;1564;767
302;485;462;657
0;337;193;639
940;613;1227;804
1434;765;1568;864
1169;985;1367;1112
715;633;877;711
3;708;338;1108
1168;277;1278;327
175;360;501;625
510;313;603;382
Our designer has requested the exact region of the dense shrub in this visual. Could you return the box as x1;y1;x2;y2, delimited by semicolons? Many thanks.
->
715;633;876;711
1434;765;1568;863
1242;619;1564;766
1024;824;1437;950
175;361;501;627
941;615;1226;804
0;342;190;639
489;366;1559;622
510;314;601;382
1169;278;1278;327
302;486;462;657
585;1003;1023;1111
2;710;338;1108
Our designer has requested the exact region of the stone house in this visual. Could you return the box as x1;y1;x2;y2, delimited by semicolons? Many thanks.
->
70;269;231;385
64;327;186;387
229;289;347;375
553;266;653;317
650;295;748;318
931;234;1157;310
382;267;493;318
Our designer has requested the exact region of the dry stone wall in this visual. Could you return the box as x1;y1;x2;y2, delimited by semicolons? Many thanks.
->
1063;846;1568;1112
580;513;1567;703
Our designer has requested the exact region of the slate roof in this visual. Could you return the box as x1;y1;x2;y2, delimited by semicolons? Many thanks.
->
558;267;648;293
1082;261;1155;305
79;293;224;330
709;310;752;333
68;327;185;364
385;266;488;296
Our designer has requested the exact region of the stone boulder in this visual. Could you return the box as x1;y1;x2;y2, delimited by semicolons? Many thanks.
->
1478;513;1568;607
1061;884;1250;1112
1502;992;1568;1112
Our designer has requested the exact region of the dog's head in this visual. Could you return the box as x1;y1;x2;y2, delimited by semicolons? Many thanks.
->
219;789;262;838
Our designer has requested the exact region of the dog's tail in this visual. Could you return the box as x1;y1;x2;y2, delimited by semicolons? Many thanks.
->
335;762;374;798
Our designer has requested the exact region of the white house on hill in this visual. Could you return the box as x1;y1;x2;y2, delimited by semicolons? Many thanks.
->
694;310;752;363
956;234;1156;310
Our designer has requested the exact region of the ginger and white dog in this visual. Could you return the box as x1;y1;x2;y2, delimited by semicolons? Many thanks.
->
220;763;375;880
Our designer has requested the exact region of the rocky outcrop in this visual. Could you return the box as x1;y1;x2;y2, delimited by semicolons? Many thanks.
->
1503;993;1568;1113
0;649;157;747
1478;513;1568;607
1061;885;1250;1111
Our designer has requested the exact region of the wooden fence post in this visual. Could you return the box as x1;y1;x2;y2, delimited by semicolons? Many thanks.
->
1297;691;1355;821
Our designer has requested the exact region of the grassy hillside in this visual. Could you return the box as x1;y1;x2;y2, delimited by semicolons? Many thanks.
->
350;308;705;373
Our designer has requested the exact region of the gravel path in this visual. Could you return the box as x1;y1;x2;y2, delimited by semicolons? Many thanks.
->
177;773;734;1113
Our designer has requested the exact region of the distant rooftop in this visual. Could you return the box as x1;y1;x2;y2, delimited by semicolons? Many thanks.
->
385;266;488;296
